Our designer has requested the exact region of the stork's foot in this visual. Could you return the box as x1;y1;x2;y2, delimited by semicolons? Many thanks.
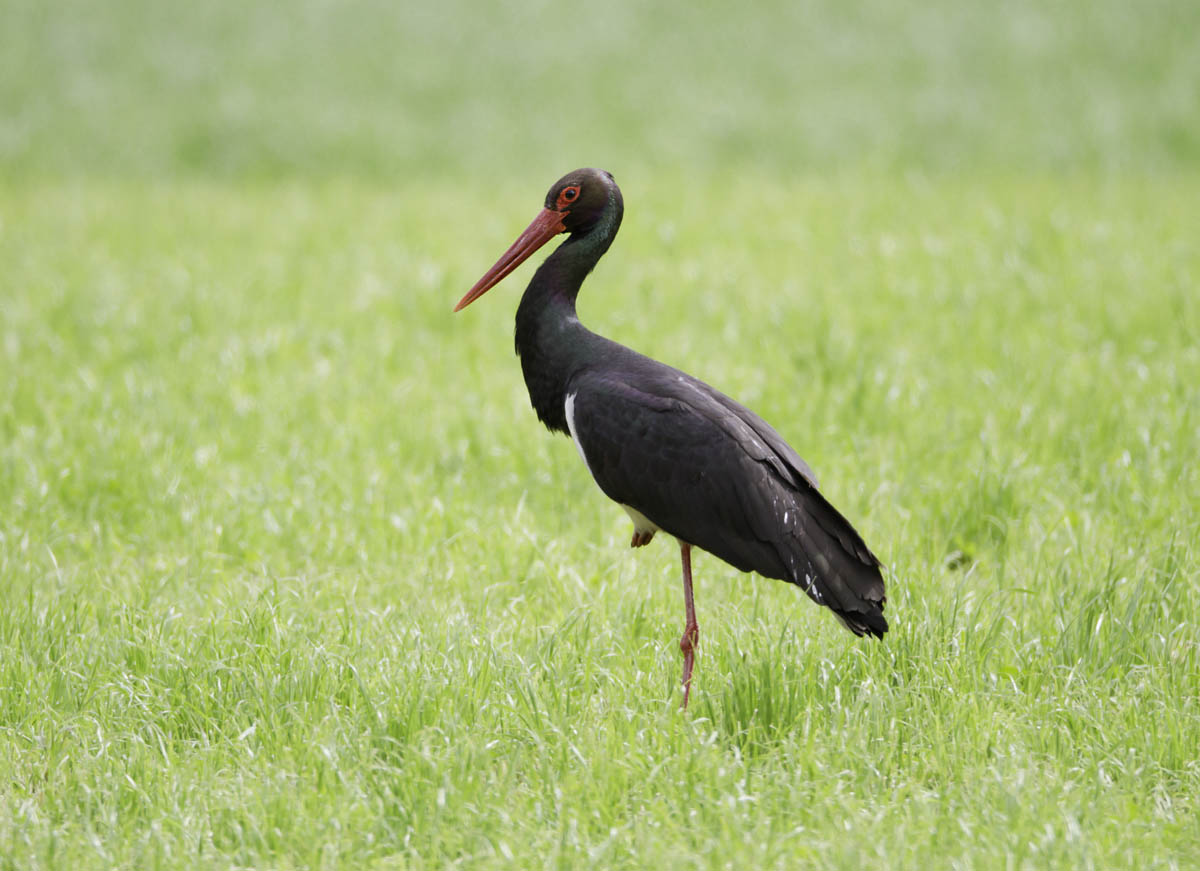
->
679;621;699;709
630;529;656;548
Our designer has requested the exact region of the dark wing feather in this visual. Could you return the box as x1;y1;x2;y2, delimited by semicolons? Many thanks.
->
568;363;887;638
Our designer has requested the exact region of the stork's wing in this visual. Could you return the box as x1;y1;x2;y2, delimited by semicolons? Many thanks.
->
566;365;886;637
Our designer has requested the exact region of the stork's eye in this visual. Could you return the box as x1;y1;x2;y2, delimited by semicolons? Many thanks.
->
556;185;580;210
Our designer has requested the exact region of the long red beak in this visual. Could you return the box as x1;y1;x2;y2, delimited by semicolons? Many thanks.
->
454;207;568;312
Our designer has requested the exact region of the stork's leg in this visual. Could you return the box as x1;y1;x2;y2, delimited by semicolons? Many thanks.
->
678;541;699;709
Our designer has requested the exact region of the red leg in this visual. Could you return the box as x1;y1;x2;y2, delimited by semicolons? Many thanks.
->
678;541;699;709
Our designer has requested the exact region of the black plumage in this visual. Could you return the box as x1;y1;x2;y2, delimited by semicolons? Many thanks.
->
566;357;887;639
455;168;888;706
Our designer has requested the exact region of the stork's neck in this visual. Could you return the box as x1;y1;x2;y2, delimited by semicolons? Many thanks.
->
514;206;622;433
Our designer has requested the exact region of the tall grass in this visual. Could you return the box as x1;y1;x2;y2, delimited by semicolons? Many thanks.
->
2;0;1198;866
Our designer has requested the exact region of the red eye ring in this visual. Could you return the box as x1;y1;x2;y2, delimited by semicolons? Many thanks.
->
556;186;580;210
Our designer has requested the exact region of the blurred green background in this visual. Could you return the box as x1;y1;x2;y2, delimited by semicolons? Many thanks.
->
3;0;1197;181
3;2;1199;867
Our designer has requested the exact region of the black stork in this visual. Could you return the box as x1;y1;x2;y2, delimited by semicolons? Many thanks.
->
454;168;887;708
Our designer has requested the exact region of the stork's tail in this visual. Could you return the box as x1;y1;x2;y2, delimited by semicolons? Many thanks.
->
787;486;888;639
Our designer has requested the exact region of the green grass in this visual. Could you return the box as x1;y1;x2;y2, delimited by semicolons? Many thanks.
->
2;0;1199;179
3;0;1200;866
2;174;1197;868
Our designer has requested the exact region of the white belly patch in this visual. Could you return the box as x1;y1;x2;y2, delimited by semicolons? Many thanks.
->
563;392;594;477
621;504;659;536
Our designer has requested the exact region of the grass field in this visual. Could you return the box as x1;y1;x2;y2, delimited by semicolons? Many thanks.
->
3;0;1200;869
